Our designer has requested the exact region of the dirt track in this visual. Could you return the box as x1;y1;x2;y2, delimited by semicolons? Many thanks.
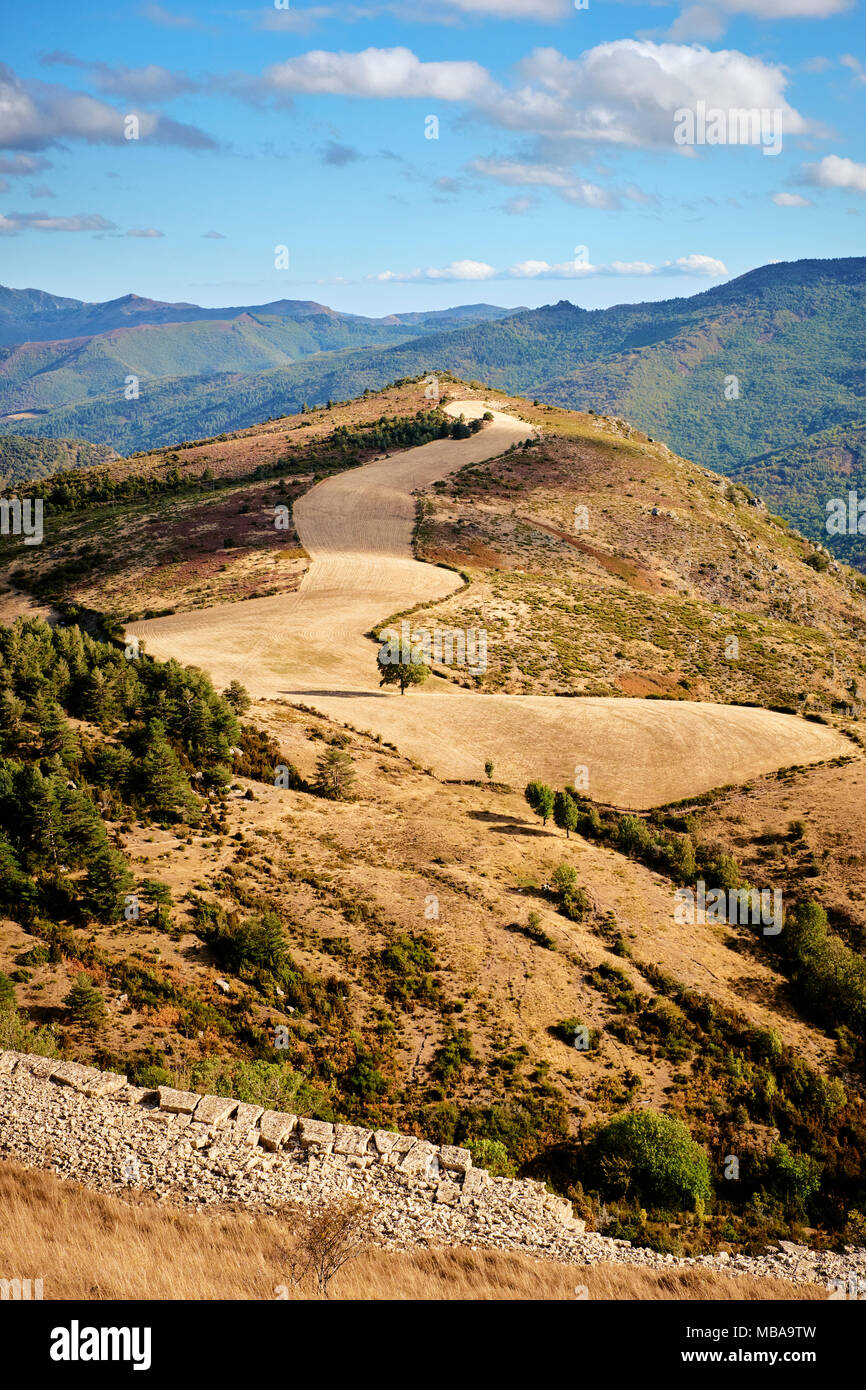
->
130;401;849;808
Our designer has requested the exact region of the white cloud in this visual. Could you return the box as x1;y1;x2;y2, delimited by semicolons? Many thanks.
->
503;195;534;215
41;53;198;103
202;229;226;238
262;47;495;102
771;191;812;206
489;41;813;150
0;209;116;234
443;0;570;16
142;3;203;29
0;153;52;175
672;253;728;274
370;259;497;281
369;254;729;281
0;64;217;151
127;226;164;236
800;153;866;193
840;54;866;85
471;157;620;207
507;258;597;277
668;0;850;40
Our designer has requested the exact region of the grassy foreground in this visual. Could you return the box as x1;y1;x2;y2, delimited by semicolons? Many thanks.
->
0;1160;822;1302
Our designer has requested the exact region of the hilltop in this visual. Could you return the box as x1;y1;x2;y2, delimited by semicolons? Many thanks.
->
1;379;865;1264
0;260;863;573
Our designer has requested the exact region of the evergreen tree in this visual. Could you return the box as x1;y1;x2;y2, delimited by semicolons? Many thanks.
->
553;791;578;838
524;780;555;826
315;747;356;800
83;844;133;923
64;973;106;1031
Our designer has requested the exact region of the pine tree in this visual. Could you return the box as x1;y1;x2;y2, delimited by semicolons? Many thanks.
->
83;844;133;924
64;973;106;1031
315;747;356;800
553;791;578;838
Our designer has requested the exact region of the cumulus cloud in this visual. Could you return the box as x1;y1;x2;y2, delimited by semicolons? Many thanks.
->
370;259;497;282
0;209;116;234
672;252;728;274
771;191;812;205
486;41;814;151
41;52;199;103
0;64;218;151
127;226;164;236
799;154;866;193
261;47;496;102
370;253;728;281
259;40;813;164
202;229;226;238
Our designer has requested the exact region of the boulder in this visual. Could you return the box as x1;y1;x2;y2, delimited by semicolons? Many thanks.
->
438;1145;472;1174
232;1100;262;1134
157;1086;200;1115
258;1111;297;1151
194;1095;238;1128
333;1124;373;1157
461;1167;491;1199
296;1118;335;1150
400;1141;439;1177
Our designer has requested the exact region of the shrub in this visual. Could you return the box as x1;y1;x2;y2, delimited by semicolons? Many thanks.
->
467;1137;516;1177
588;1108;713;1210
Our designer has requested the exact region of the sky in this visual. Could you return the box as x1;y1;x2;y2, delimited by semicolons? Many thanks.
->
0;0;863;316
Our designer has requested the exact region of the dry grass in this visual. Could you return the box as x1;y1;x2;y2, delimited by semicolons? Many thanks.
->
0;1161;822;1301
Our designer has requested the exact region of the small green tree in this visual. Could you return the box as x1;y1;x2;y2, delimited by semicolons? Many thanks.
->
64;973;106;1031
589;1108;712;1210
377;648;430;695
553;791;579;838
315;747;356;800
222;680;251;715
524;780;554;826
484;759;494;780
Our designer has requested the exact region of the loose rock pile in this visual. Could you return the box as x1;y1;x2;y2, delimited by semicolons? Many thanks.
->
2;1050;864;1292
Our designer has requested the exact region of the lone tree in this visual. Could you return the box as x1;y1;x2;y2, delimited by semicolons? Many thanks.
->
289;1197;372;1299
64;973;106;1031
315;747;356;800
377;647;430;696
524;780;554;826
553;790;579;838
222;680;251;715
484;759;495;780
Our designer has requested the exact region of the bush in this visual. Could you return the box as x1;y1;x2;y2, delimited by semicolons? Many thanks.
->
588;1108;713;1210
762;1143;822;1211
468;1137;516;1177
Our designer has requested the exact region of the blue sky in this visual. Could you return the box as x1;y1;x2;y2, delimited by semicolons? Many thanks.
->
0;0;863;315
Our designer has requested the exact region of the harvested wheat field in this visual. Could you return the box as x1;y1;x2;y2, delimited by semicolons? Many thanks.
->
130;402;848;809
0;1162;821;1301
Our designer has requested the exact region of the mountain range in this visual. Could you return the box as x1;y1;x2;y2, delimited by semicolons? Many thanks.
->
0;258;864;564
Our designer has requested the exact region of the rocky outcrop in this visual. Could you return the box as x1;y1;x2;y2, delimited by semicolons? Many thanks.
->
2;1049;865;1291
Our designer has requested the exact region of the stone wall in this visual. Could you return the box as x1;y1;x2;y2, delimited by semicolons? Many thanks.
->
0;1048;578;1241
4;1048;866;1290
